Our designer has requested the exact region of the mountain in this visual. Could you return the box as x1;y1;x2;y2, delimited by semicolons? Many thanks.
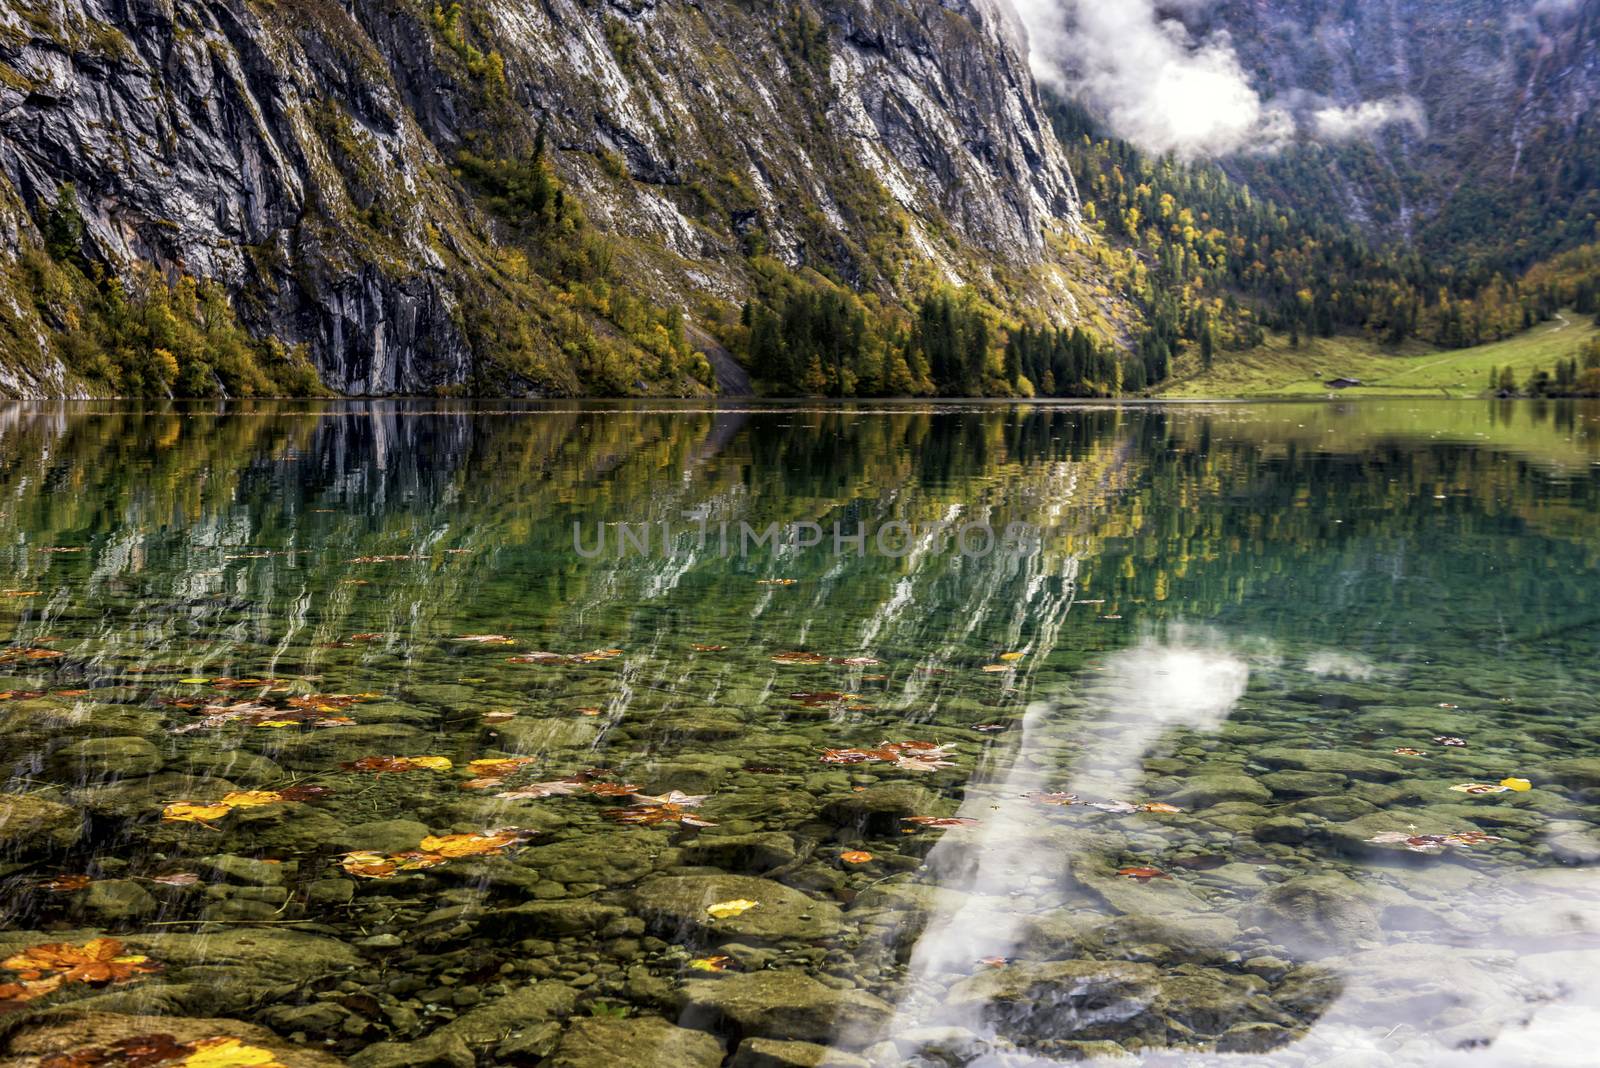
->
0;0;1104;397
1189;0;1600;272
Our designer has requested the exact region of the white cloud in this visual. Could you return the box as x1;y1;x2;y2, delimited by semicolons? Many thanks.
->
1006;0;1427;157
1313;95;1427;141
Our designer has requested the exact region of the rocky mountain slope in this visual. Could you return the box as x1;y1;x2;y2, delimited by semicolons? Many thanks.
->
1203;0;1600;269
0;0;1102;397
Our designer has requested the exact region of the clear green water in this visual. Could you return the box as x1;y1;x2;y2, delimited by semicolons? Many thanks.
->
2;399;1600;1067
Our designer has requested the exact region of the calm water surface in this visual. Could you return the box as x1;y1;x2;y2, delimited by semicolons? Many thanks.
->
2;400;1600;1067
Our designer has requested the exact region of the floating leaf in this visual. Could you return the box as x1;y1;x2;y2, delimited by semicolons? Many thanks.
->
347;554;418;564
631;790;708;808
342;755;453;774
688;955;734;973
1;590;40;598
43;1033;190;1068
38;875;92;893
461;756;539;788
182;1036;288;1068
1027;792;1080;806
691;644;728;652
496;778;589;800
771;651;828;666
584;781;641;797
1116;867;1170;882
790;691;857;707
902;816;980;828
1451;782;1510;795
0;937;159;1002
0;690;46;701
1500;777;1532;792
819;740;956;772
178;678;211;685
980;664;1011;673
160;801;234;825
705;899;759;919
1433;735;1468;747
419;829;531;858
506;651;570;664
1139;802;1184;814
217;790;289;809
160;787;328;825
341;829;535;879
575;707;602;717
1367;830;1505;853
605;803;715;828
0;648;64;663
482;711;518;723
453;635;516;645
839;851;873;864
978;956;1011;969
972;723;1007;733
146;873;200;887
1393;747;1428;757
756;579;797;587
837;656;883;666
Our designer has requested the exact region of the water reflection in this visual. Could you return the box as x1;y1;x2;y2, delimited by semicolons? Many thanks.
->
0;400;1597;1066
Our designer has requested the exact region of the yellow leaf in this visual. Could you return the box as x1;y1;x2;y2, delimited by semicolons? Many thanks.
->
219;791;286;808
162;801;232;824
408;756;454;772
183;1036;288;1068
253;720;298;729
999;652;1024;662
179;677;211;685
1500;777;1533;792
705;898;759;919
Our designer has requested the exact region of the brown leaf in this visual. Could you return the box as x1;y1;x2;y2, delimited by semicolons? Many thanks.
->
38;875;92;893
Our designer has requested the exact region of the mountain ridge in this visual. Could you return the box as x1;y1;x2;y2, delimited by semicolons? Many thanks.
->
0;0;1107;397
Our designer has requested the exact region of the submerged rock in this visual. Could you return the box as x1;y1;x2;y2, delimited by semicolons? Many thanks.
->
1164;772;1272;808
0;791;82;852
1;1012;344;1067
632;874;843;941
546;1015;724;1068
680;970;892;1046
70;879;158;924
731;1037;870;1067
680;832;802;873
1241;873;1380;957
945;960;1163;1043
351;981;577;1068
1252;748;1404;781
50;735;162;780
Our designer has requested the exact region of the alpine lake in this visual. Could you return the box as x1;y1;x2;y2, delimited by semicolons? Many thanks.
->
2;399;1600;1068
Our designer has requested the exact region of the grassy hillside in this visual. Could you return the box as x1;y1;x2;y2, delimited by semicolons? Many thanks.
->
1160;313;1599;399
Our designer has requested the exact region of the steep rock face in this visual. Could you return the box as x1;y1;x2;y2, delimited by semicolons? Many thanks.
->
1198;0;1600;258
0;0;1088;396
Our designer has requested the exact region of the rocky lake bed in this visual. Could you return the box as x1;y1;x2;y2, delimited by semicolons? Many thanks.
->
1;400;1599;1066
